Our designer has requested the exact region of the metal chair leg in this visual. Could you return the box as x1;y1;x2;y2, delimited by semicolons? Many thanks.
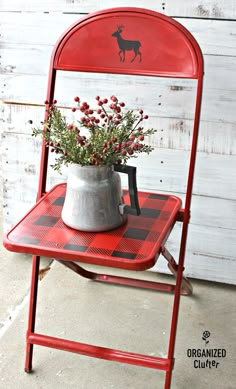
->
25;255;40;373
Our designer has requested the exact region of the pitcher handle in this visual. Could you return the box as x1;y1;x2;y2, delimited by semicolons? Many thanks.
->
114;164;141;216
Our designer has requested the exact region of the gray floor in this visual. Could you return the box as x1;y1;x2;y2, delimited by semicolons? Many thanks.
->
1;211;236;388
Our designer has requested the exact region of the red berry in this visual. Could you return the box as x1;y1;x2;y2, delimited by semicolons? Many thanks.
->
138;135;144;141
51;148;55;152
53;99;57;104
112;137;118;143
121;150;127;156
97;109;102;114
108;141;112;146
67;124;73;130
121;142;126;148
102;98;108;104
128;149;134;155
103;143;107;148
74;96;80;102
95;118;100;124
116;106;121;113
100;113;105;119
144;115;149;119
139;109;143;115
44;100;49;105
103;148;107;154
129;135;135;141
119;102;125;107
110;95;117;102
72;107;76;112
64;152;68;156
95;96;100;100
98;100;103;106
116;114;122;119
81;102;89;110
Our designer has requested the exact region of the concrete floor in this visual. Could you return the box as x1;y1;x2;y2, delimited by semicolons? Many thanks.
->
1;205;236;388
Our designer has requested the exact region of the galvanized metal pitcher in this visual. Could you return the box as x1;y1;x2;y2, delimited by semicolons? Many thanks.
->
61;164;140;231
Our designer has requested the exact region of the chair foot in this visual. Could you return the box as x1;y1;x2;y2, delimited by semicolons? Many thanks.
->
25;340;34;373
24;368;32;374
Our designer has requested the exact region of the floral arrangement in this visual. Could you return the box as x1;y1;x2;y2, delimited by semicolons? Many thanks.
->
32;95;156;172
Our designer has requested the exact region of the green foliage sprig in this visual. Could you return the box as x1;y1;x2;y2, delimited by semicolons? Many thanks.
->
32;95;157;172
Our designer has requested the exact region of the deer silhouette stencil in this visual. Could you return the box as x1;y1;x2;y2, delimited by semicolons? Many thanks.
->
112;25;142;63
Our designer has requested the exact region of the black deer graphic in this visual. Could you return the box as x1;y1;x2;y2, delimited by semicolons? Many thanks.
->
112;25;142;63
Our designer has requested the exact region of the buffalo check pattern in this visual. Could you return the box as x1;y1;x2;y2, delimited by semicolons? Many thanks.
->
5;183;182;270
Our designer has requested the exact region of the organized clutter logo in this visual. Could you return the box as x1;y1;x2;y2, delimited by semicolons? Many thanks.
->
202;330;211;346
187;331;226;369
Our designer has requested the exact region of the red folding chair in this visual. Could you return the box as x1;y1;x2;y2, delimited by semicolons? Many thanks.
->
3;7;203;388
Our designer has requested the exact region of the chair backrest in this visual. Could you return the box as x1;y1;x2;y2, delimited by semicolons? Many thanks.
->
39;7;203;216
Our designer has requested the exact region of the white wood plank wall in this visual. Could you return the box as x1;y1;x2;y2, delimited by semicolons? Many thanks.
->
1;1;236;284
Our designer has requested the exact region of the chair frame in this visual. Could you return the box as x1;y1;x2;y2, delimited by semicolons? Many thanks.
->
4;8;203;389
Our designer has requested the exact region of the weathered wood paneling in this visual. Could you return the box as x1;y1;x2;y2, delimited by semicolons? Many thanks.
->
0;0;236;19
1;3;236;284
1;71;236;125
1;104;235;156
1;13;236;55
157;223;236;284
2;133;236;221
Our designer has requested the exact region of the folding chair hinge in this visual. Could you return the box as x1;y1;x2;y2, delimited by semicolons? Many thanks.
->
171;358;175;370
177;209;190;223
